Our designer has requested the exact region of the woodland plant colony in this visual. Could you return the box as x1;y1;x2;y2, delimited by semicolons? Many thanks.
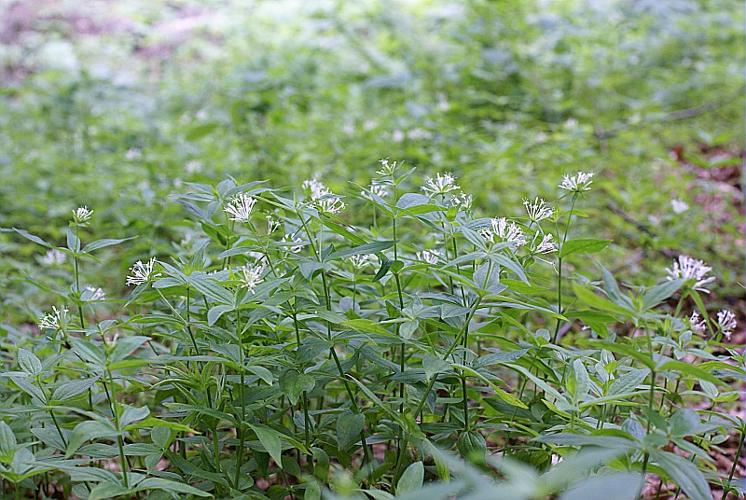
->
0;160;744;500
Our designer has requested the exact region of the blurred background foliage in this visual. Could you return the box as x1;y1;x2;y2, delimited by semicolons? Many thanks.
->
0;0;743;318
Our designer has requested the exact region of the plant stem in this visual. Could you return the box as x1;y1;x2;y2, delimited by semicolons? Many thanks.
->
234;313;246;488
73;225;85;330
727;426;745;492
293;311;312;452
103;372;129;488
552;193;578;344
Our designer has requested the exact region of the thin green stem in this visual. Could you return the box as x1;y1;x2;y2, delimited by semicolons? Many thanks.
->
552;193;578;344
103;371;128;488
727;426;745;492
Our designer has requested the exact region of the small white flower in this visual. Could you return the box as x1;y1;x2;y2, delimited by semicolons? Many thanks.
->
671;199;689;214
690;311;706;335
224;193;257;223
450;192;473;212
266;215;281;234
349;254;377;270
523;197;554;222
240;262;266;293
481;217;527;248
125;148;141;160
559;172;594;192
717;309;737;339
72;206;94;224
38;306;68;331
126;257;161;286
534;233;557;254
666;255;715;293
316;196;346;214
302;178;345;214
422;172;459;196
282;234;303;253
417;249;441;265
41;249;66;266
185;160;203;174
407;128;432;140
302;178;329;200
376;158;400;177
362;181;390;200
83;286;106;301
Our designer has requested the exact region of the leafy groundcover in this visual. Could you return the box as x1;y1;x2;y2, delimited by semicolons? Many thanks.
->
0;163;742;499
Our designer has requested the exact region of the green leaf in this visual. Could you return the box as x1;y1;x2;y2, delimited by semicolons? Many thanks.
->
397;461;424;494
249;424;284;467
559;472;641;500
247;365;274;386
66;420;118;457
608;368;649;396
11;228;52;248
82;237;135;253
658;360;722;386
342;319;391;337
185;122;218;140
188;274;234;305
572;283;634;318
280;370;315;405
137;477;212;497
208;304;234;326
396;193;430;209
120;406;150;428
336;413;365;451
399;320;419;340
52;378;97;402
422;354;451;380
651;450;711;500
109;336;150;363
572;359;590;400
537;434;636;450
641;280;683;311
0;422;17;454
18;349;42;375
453;364;528;409
592;341;656;370
560;238;611;258
327;240;395;260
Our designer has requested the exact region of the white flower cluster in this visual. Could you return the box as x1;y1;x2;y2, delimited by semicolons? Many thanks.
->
420;171;473;212
39;306;68;331
690;311;706;335
41;249;66;266
303;178;345;214
533;233;557;254
361;180;390;200
717;309;737;339
523;197;554;222
126;257;161;286
671;199;689;214
240;262;266;293
72;206;94;224
481;217;527;248
417;249;441;265
224;192;256;223
422;172;459;196
349;254;377;270
376;158;400;177
83;286;106;301
666;255;715;293
282;234;303;253
559;172;594;192
267;215;281;234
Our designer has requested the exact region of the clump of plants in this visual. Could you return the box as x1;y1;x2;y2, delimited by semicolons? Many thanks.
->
1;161;742;499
